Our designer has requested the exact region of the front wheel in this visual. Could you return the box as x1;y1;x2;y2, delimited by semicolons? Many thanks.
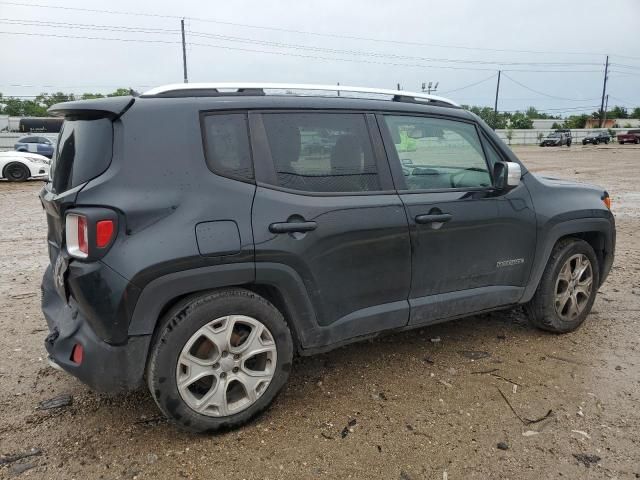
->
526;238;599;333
147;288;294;432
3;162;30;182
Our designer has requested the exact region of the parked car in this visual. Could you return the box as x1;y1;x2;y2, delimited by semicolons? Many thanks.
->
14;135;55;158
582;131;610;145
540;131;572;147
617;129;640;144
40;84;615;432
0;151;50;182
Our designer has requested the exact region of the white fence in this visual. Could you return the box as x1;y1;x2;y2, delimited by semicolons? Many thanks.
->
0;133;22;151
495;128;629;146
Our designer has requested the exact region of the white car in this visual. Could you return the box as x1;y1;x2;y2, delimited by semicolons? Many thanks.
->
0;151;51;182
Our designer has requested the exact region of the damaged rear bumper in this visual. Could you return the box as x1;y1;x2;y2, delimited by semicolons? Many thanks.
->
41;265;150;393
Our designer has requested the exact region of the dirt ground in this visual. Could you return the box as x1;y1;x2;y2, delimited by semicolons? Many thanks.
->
1;145;639;479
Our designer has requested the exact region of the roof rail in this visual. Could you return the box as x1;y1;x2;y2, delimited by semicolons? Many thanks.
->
141;83;460;107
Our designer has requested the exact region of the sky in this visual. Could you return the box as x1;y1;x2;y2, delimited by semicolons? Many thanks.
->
1;0;639;116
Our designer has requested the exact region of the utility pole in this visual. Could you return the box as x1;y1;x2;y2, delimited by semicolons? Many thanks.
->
602;94;609;127
598;55;609;128
494;70;501;114
397;83;401;91
181;18;188;83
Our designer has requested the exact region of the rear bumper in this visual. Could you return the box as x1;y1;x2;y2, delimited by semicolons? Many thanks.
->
41;265;150;392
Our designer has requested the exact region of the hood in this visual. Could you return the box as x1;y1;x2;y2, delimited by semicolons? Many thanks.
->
533;174;601;190
0;151;50;163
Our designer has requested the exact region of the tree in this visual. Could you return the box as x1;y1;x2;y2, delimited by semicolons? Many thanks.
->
551;122;563;130
81;93;106;100
35;92;76;108
631;107;640;119
509;112;534;129
562;114;589;129
524;106;559;120
505;128;514;145
607;105;628;119
107;88;131;97
461;105;508;129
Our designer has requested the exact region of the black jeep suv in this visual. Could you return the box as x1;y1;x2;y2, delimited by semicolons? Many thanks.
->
40;84;615;432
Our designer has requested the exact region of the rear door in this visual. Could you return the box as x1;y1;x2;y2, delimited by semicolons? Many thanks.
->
378;113;536;326
250;111;411;349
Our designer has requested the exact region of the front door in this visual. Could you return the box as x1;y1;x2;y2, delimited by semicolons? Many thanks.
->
250;111;412;349
378;113;536;325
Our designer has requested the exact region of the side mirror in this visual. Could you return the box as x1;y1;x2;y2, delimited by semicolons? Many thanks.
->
493;161;521;191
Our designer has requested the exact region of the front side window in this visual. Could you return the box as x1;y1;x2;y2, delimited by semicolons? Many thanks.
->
202;113;253;181
383;115;492;190
261;113;381;193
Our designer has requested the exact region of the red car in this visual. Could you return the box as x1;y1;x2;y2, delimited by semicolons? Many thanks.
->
617;129;640;144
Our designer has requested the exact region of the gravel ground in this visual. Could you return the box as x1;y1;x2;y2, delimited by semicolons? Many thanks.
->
0;144;639;479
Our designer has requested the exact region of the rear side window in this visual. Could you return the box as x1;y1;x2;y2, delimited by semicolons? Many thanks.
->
51;118;113;193
261;113;381;193
201;113;253;181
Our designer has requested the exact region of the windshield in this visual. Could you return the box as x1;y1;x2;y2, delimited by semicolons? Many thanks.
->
547;133;561;138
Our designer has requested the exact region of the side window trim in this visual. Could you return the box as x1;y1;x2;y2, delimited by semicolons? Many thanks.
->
250;110;396;197
199;110;255;184
376;112;495;194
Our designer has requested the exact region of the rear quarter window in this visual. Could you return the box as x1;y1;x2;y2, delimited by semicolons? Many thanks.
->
201;113;254;181
51;118;113;193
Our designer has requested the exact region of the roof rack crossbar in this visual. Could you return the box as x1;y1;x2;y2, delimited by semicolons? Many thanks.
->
142;83;459;107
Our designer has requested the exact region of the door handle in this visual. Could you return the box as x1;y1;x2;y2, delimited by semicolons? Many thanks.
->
415;213;453;224
269;221;317;234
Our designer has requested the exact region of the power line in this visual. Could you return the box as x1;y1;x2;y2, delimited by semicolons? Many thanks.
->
439;74;497;94
0;17;606;69
0;0;625;58
501;73;601;101
0;30;604;73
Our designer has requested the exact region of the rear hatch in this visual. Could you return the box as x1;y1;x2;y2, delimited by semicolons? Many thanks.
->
40;97;133;294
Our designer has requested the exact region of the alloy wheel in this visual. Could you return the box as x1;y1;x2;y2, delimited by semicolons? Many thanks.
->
176;315;277;417
554;254;593;321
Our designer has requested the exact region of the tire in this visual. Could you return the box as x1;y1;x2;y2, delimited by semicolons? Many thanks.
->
619;141;624;145
3;162;30;182
146;288;294;433
635;138;639;144
526;238;600;333
594;139;599;145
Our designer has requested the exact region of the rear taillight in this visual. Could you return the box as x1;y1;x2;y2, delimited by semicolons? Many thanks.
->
96;220;115;248
65;211;117;259
66;213;89;259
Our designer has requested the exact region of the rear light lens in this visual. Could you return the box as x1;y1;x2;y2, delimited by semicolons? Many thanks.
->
65;214;88;259
65;212;117;259
70;343;84;365
96;220;115;248
602;194;612;210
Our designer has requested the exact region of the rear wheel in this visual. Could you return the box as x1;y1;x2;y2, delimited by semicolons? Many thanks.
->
3;162;30;182
147;288;294;432
526;238;599;333
635;138;639;144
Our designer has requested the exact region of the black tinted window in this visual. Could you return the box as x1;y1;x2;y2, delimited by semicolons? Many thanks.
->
261;113;380;193
202;114;253;181
51;118;113;193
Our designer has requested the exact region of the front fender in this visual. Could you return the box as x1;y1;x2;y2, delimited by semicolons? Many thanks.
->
520;216;615;303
